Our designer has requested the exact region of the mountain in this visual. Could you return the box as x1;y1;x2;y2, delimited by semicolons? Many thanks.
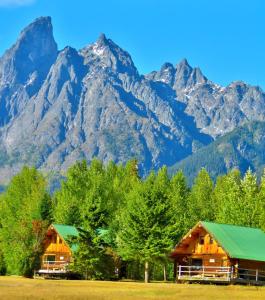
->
0;16;264;184
170;121;265;184
147;62;265;138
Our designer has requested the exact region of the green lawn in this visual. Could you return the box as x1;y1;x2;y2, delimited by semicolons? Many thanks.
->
0;276;264;300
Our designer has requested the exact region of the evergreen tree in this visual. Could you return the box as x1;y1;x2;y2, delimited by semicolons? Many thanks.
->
117;169;174;283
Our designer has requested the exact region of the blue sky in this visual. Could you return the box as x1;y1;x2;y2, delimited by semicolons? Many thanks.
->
0;0;264;88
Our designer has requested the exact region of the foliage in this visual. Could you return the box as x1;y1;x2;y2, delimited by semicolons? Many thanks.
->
188;168;214;224
1;158;265;282
53;159;140;279
117;167;179;282
0;167;51;277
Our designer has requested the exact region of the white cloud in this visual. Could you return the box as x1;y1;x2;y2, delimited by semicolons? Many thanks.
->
0;0;36;7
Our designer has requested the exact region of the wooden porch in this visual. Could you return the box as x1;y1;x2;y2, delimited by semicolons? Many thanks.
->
38;260;69;274
177;265;265;285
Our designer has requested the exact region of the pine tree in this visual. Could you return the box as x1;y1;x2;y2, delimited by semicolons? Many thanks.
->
117;169;174;283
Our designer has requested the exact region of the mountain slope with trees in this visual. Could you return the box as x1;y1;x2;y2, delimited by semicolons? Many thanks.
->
170;121;265;184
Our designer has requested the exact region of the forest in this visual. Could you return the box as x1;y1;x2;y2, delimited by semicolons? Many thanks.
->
0;159;265;282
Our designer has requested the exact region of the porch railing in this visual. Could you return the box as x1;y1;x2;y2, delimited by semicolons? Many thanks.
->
177;265;265;283
39;260;69;273
178;265;232;281
237;268;265;282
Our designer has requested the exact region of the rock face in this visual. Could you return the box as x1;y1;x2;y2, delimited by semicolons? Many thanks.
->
0;17;264;182
147;60;265;138
0;16;58;125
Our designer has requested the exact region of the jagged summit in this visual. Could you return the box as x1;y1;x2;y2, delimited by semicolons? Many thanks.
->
0;15;57;85
0;17;264;185
161;62;174;70
19;16;53;36
96;33;108;45
176;58;190;68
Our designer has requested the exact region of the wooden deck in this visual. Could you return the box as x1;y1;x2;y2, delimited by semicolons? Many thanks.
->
37;260;68;274
177;265;265;285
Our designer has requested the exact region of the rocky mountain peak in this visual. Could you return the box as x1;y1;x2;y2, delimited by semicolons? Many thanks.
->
81;33;138;78
0;16;264;185
176;58;190;68
18;16;53;40
96;33;109;46
191;67;208;85
0;16;58;85
174;58;194;90
161;62;175;71
155;62;176;85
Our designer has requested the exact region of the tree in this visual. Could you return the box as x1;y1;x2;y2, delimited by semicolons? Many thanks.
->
54;159;118;279
0;248;6;275
0;167;51;276
117;168;174;283
239;169;260;227
53;160;89;226
258;169;265;230
168;170;190;240
214;169;261;227
214;169;242;225
188;168;214;224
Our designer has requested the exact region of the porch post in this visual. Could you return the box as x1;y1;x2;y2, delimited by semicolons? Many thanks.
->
178;265;182;279
256;269;259;282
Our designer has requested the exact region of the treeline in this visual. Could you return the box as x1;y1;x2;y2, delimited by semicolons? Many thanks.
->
0;159;265;282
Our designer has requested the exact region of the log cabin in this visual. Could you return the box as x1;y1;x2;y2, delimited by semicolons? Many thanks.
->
171;221;265;284
38;224;79;275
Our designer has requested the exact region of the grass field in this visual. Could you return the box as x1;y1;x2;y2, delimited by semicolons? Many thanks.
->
0;277;265;300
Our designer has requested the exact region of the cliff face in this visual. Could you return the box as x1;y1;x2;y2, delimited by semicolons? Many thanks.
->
0;17;264;182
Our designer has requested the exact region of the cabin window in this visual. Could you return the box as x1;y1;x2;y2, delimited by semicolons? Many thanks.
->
45;255;56;264
59;238;62;244
209;237;214;244
192;259;203;270
199;236;204;245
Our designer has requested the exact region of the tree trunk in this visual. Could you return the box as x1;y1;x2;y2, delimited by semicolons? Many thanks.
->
173;260;177;282
163;264;167;282
144;261;149;283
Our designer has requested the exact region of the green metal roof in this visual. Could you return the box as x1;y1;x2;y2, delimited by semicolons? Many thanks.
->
52;224;79;252
201;221;265;262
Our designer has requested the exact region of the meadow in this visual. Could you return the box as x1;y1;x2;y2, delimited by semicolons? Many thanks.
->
0;277;265;300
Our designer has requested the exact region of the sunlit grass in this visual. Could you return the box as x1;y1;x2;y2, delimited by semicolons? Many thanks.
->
0;276;264;300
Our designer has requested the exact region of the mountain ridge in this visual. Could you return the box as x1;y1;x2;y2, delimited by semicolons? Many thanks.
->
0;16;264;183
